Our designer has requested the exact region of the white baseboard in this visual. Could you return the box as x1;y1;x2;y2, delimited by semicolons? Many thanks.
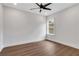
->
5;40;44;48
47;38;79;49
4;37;45;48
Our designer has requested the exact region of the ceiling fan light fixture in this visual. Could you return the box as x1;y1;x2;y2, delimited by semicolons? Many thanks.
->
30;3;52;13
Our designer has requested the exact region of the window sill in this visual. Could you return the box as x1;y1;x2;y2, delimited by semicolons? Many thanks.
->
47;34;55;36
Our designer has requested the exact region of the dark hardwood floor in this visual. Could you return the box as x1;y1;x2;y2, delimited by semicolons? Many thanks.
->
0;40;79;56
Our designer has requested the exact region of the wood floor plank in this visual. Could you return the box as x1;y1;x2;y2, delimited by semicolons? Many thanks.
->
0;40;79;56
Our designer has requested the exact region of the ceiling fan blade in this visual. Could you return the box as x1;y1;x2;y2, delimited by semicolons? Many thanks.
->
44;8;51;10
44;3;52;7
36;3;40;7
30;7;40;10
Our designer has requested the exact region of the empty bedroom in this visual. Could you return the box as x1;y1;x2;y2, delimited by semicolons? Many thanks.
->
0;3;79;56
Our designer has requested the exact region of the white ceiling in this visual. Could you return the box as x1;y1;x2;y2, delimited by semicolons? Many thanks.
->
2;3;77;16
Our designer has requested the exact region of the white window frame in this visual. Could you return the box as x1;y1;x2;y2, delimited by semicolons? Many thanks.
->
47;17;55;35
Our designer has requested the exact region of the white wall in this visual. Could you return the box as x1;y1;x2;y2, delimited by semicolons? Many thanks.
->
0;4;3;51
3;6;46;47
47;4;79;49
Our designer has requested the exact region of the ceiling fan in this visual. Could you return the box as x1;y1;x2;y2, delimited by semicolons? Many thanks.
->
30;3;52;12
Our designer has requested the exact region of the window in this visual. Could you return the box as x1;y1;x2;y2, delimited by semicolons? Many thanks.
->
47;18;55;35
